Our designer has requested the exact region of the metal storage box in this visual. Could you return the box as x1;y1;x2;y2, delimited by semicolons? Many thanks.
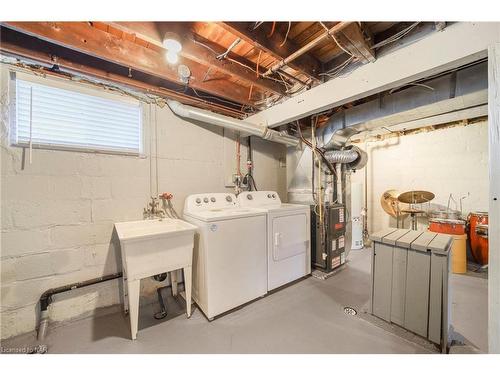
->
370;228;452;353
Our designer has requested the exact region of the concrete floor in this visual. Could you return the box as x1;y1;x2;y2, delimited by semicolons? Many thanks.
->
1;248;488;354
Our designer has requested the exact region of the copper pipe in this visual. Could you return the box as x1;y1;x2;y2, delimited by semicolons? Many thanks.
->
262;22;352;77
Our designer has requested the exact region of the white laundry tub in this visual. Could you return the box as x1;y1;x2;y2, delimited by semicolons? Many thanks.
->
114;218;197;339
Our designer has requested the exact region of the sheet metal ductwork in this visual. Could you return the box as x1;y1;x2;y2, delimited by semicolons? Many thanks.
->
167;100;300;147
323;127;361;151
324;145;367;170
319;60;487;146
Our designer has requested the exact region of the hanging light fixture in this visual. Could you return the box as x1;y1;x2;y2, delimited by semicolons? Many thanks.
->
163;32;182;64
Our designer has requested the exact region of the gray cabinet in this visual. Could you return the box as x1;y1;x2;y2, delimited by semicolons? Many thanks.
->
370;228;452;353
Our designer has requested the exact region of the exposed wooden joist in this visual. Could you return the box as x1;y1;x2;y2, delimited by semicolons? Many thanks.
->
333;23;375;63
0;27;245;118
246;22;498;128
261;22;351;77
105;22;287;97
1;22;258;106
218;22;322;84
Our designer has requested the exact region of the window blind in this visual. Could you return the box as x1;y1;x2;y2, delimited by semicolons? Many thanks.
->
13;77;143;154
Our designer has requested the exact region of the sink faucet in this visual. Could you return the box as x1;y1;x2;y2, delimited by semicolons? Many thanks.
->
143;197;166;220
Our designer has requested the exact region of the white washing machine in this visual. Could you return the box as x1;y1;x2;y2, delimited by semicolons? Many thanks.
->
183;193;267;320
238;191;311;291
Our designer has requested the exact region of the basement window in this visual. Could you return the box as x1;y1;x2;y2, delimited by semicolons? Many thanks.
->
10;72;143;155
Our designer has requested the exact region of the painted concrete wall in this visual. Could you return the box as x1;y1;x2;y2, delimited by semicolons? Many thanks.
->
0;66;286;339
350;121;489;234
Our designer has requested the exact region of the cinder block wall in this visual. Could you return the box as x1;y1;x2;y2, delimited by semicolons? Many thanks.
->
0;66;286;339
350;121;489;233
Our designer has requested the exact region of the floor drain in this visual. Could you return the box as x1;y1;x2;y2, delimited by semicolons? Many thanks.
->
344;306;357;316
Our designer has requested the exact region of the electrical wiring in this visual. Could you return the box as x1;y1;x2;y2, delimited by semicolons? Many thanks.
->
294;121;336;176
252;22;264;30
372;22;421;49
285;83;309;96
191;35;310;92
191;37;292;86
243;172;258;191
319;21;355;58
268;22;276;37
317;22;421;82
280;22;292;47
226;57;284;84
319;56;355;78
216;38;241;60
256;50;262;78
253;94;284;108
277;71;293;89
397;58;486;90
388;82;435;94
248;84;254;101
190;86;246;108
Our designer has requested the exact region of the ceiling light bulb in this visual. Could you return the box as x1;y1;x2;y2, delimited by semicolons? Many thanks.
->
166;50;179;64
163;32;182;53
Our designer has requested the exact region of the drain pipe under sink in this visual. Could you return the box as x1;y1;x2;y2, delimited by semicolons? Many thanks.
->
37;272;123;341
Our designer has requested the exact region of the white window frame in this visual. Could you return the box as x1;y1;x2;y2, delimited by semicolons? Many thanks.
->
9;70;146;156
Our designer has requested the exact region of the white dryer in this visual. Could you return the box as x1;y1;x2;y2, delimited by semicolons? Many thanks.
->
183;193;267;320
238;191;311;291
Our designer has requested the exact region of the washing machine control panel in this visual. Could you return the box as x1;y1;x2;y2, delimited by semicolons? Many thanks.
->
184;193;238;212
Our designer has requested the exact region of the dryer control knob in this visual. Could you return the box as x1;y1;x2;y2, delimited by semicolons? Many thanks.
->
195;198;201;204
272;194;276;198
247;194;253;200
203;197;209;203
267;194;272;198
225;195;233;202
210;197;216;202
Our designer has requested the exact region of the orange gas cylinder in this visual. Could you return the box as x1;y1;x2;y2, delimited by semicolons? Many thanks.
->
468;212;489;265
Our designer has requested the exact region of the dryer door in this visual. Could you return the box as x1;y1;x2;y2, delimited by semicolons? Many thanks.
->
269;212;310;290
272;213;308;260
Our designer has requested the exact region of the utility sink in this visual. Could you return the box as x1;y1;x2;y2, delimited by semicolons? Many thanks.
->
115;218;197;243
115;218;197;281
114;218;197;340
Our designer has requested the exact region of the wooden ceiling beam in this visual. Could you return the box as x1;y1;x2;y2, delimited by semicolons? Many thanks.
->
105;22;288;97
217;22;322;84
334;23;375;63
0;28;245;118
1;22;258;106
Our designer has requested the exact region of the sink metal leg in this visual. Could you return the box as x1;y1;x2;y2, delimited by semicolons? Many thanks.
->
183;266;192;318
171;270;178;297
127;279;140;340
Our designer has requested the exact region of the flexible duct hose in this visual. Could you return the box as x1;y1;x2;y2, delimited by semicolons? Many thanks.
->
324;146;368;170
324;149;358;164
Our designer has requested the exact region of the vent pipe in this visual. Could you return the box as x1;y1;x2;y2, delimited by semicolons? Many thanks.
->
167;100;299;147
324;145;368;170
